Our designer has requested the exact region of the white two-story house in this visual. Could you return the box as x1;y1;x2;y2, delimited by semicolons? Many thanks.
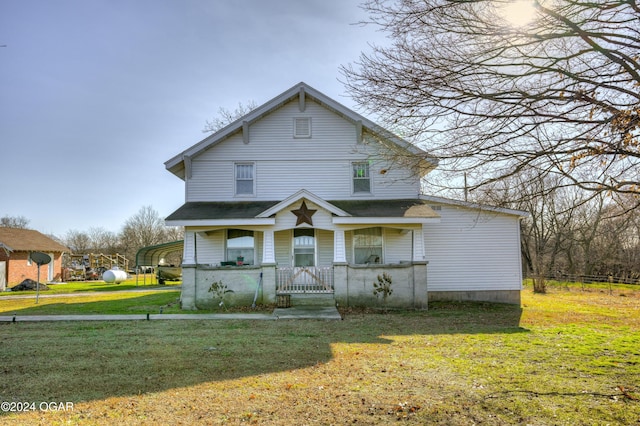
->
165;82;525;310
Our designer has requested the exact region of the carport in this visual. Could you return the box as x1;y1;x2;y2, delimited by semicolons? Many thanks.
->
135;240;184;285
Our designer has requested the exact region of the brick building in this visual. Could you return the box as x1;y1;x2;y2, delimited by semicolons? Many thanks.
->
0;228;69;290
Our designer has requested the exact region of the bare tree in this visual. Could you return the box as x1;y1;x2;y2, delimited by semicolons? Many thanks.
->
592;197;640;279
119;205;181;261
203;101;258;133
64;230;92;254
0;215;30;228
478;171;597;292
88;227;120;254
341;0;640;203
164;225;184;242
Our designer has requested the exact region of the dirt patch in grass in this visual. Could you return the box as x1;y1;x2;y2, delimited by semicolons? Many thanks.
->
0;288;639;425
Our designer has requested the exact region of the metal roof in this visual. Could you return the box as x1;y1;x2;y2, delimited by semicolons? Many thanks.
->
135;240;184;267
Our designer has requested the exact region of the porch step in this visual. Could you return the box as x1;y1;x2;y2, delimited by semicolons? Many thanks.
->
287;293;336;307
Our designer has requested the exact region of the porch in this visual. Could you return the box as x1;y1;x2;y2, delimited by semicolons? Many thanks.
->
179;261;428;310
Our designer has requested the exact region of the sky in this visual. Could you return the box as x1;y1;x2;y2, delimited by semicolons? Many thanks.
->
0;0;383;238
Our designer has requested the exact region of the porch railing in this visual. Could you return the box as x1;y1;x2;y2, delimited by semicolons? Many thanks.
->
276;266;334;294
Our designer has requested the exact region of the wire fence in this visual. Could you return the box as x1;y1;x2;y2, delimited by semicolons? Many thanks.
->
526;273;640;294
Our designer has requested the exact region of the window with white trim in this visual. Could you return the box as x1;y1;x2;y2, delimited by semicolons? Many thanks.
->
235;163;255;196
352;161;371;193
226;229;254;265
353;227;383;264
293;117;311;138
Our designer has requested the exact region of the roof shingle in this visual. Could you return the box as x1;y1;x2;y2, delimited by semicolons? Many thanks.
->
0;228;69;253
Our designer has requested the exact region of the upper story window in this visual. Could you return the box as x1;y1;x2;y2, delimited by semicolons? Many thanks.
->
226;229;254;265
235;162;255;196
352;161;371;194
293;117;312;138
353;227;383;264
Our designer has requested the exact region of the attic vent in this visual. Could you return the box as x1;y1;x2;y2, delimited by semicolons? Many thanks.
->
430;205;442;211
293;117;311;138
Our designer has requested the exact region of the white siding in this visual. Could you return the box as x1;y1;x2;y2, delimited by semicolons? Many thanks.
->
317;229;334;267
275;229;291;267
186;99;420;201
424;204;523;291
195;230;224;265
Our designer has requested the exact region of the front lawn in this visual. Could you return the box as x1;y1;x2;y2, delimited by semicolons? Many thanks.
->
0;291;182;315
0;285;638;424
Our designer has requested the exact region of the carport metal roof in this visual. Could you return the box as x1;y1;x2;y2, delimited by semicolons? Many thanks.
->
135;240;184;267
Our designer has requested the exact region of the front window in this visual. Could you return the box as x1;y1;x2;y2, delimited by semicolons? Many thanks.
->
353;227;383;264
235;163;255;195
352;162;371;193
227;229;254;265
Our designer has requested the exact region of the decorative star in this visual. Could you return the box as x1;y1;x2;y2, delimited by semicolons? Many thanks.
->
291;200;317;226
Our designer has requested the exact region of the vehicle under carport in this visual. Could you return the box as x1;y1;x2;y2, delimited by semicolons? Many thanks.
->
134;240;184;285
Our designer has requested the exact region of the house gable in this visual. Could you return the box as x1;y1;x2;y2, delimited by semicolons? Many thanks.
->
165;82;437;181
257;190;350;219
181;99;431;202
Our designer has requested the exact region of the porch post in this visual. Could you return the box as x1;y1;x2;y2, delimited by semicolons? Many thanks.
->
333;229;347;263
183;230;196;264
261;230;277;304
333;229;348;306
412;226;428;310
181;230;197;310
412;227;426;262
262;230;276;264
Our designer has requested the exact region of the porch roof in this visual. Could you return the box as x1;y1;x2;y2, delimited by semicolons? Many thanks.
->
166;201;281;222
329;199;440;219
166;198;440;225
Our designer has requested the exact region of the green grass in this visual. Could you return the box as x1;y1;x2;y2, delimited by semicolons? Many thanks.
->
1;278;181;296
0;286;638;425
0;291;182;315
524;278;640;292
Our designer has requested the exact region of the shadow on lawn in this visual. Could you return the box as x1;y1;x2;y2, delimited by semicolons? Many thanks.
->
0;297;525;404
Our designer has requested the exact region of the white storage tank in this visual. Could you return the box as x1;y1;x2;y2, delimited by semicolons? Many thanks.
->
103;268;127;284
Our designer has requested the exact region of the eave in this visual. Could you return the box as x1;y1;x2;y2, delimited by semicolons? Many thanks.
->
165;218;276;227
332;217;440;225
